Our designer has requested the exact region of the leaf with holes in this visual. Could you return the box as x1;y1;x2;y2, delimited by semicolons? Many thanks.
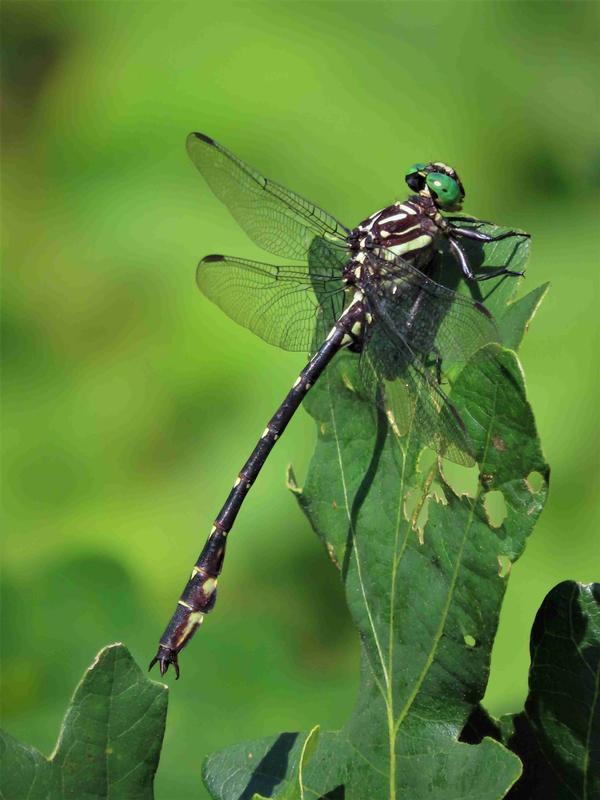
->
0;643;168;800
203;232;548;799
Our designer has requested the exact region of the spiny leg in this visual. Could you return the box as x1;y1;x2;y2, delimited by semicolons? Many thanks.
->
445;215;493;227
447;237;524;282
450;226;530;243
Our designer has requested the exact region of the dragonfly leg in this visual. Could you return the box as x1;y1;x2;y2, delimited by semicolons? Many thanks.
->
450;226;530;243
447;238;475;280
473;266;525;282
448;234;525;282
445;215;492;227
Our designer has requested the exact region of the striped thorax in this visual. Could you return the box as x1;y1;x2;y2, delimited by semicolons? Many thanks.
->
349;196;443;273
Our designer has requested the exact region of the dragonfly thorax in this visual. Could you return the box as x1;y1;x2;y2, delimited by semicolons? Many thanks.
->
350;196;444;274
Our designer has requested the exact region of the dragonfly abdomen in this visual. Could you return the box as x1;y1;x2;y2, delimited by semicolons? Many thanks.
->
149;301;364;678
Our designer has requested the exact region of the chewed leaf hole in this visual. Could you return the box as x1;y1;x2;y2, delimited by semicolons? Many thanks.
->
526;470;544;493
403;487;429;543
403;479;446;544
404;486;419;521
464;634;477;648
483;490;507;528
417;447;436;474
439;458;478;498
497;554;512;578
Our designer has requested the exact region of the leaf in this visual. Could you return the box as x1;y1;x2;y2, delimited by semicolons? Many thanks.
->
274;726;321;800
498;282;550;351
246;726;321;800
501;582;600;800
0;643;168;800
203;734;306;800
203;230;548;799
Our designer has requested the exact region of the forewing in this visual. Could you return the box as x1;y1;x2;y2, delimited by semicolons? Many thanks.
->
187;132;350;260
197;251;345;352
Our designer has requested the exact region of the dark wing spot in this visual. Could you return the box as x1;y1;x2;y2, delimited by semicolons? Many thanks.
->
474;301;492;319
191;131;214;145
201;254;226;263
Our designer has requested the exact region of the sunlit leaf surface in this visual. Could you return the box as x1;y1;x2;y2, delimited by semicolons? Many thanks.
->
203;234;549;798
0;644;167;800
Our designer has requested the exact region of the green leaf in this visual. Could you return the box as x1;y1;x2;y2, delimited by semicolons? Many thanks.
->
0;643;168;800
502;582;600;799
498;282;550;351
203;734;307;800
252;726;321;800
203;231;548;799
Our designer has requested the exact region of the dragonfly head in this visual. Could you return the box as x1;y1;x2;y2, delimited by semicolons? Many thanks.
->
405;162;465;212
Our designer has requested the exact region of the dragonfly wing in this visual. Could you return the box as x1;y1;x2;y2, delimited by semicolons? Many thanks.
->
368;250;500;366
197;250;345;353
360;290;477;466
187;133;350;261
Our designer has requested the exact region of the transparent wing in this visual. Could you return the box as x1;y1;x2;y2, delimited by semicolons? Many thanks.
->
359;313;475;466
358;254;501;465
197;240;346;352
187;132;350;260
368;250;499;365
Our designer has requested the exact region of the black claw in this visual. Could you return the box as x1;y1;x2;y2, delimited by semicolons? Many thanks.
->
148;648;180;679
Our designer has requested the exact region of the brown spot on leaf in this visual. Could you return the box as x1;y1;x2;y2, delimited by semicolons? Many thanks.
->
479;472;494;488
492;435;507;452
497;555;512;578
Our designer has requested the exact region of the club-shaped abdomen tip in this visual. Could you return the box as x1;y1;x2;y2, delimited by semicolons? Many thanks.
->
149;648;180;680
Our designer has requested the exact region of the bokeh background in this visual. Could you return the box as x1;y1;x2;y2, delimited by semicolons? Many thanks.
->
1;2;598;798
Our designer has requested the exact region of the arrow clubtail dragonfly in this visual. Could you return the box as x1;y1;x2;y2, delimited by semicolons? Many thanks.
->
150;133;528;678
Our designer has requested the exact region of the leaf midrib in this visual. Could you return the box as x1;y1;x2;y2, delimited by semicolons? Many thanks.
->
327;368;501;798
391;389;498;736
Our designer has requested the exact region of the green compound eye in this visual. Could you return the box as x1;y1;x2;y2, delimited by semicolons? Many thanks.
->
426;172;463;209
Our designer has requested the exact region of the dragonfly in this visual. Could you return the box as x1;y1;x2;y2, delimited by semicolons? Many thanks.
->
149;133;528;678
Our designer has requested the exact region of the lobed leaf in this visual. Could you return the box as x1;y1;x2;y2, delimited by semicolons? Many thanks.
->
0;643;168;800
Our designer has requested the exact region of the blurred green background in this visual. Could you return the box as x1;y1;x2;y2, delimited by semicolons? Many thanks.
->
1;2;598;797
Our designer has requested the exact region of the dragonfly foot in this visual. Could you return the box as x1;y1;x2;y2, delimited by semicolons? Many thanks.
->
149;647;180;679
